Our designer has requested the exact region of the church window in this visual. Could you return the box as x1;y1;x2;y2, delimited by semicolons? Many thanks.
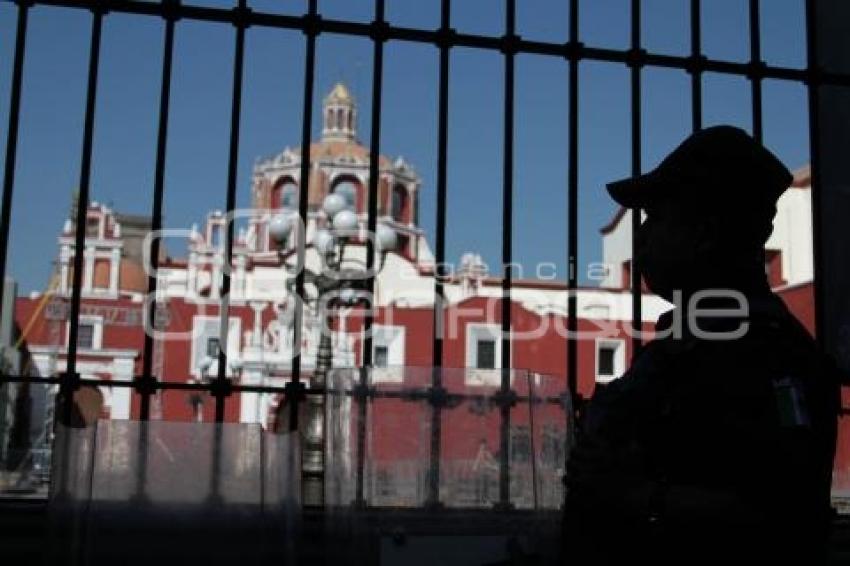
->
77;323;94;350
86;217;100;238
374;345;389;368
207;337;220;358
476;340;496;369
391;186;407;222
281;184;298;209
333;181;358;210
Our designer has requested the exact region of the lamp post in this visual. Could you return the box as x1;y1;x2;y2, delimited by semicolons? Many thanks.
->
269;193;399;505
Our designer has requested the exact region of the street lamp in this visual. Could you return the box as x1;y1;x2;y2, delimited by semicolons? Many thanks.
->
270;192;399;505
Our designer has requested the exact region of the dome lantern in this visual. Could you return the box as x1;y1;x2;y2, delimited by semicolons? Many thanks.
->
322;82;357;142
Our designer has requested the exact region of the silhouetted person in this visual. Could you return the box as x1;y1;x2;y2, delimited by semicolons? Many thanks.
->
563;126;841;565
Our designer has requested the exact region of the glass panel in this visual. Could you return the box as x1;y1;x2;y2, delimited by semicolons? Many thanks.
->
0;382;55;499
452;0;505;37
702;0;749;64
643;0;690;57
437;368;566;509
76;323;94;349
325;367;572;511
380;40;438;362
476;339;495;369
516;0;568;43
325;366;432;508
49;419;299;562
529;371;571;508
760;0;806;70
8;7;91;387
703;72;751;131
0;3;15;176
446;47;502;323
249;0;304;16
580;0;629;50
579;61;630;389
513;53;569;384
318;0;372;23
597;346;614;377
374;345;388;368
387;0;439;30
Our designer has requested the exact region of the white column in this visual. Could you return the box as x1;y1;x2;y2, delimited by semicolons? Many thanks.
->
239;367;263;424
187;252;198;297
234;254;247;300
110;358;135;420
59;245;70;294
109;248;120;295
211;255;221;299
250;301;266;348
83;246;95;292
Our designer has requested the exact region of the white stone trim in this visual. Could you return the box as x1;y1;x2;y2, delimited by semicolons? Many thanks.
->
190;315;242;378
594;338;626;384
370;324;406;383
65;315;104;350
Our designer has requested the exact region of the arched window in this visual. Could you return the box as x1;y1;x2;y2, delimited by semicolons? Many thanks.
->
333;181;358;211
391;186;408;222
281;184;298;209
336;108;345;131
271;182;298;209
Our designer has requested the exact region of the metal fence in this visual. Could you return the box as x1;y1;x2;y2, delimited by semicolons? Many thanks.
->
0;0;847;510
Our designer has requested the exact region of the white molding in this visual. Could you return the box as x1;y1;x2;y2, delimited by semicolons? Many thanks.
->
594;337;626;384
370;324;406;383
31;346;137;359
65;315;104;350
190;315;242;378
465;323;503;369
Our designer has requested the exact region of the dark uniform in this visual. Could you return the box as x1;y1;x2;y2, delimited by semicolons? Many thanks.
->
563;127;841;565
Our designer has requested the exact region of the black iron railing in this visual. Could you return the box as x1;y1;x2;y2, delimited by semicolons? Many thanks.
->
0;0;846;511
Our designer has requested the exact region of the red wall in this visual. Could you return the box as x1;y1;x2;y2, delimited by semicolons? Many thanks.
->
14;283;849;491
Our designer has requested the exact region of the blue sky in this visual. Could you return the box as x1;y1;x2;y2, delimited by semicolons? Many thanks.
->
0;0;810;293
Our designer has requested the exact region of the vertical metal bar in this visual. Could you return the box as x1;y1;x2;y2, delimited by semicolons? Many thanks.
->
293;0;321;506
355;0;386;508
0;2;29;327
428;0;451;508
629;0;643;360
215;0;248;422
65;8;104;423
566;0;579;403
563;2;581;538
805;0;825;343
431;3;450;373
290;0;318;432
527;372;538;508
139;1;177;421
497;0;516;509
690;0;702;132
749;0;763;142
362;3;385;368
